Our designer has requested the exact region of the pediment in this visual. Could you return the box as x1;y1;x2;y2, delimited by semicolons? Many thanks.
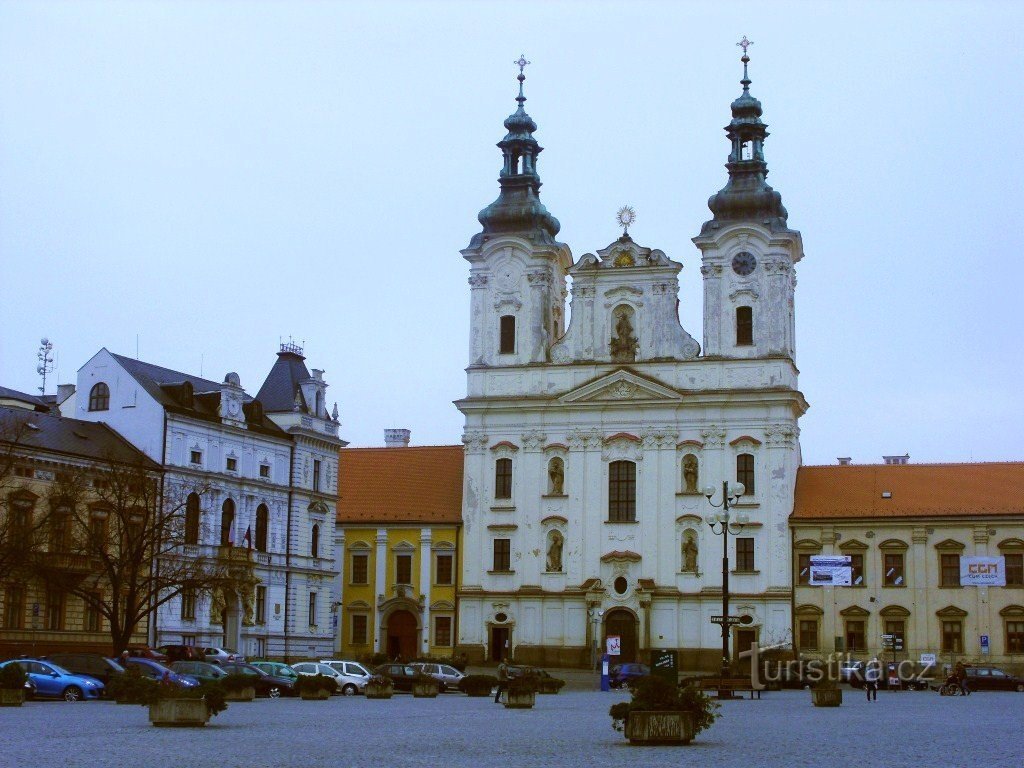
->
558;369;682;404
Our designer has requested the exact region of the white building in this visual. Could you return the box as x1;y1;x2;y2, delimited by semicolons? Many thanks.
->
455;53;806;669
69;343;343;660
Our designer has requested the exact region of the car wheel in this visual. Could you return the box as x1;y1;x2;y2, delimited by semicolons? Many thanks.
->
268;686;282;699
63;686;83;702
342;684;357;696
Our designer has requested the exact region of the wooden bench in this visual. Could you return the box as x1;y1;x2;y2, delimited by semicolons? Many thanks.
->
695;677;762;699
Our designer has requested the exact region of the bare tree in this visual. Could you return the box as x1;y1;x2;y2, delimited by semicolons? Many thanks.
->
0;414;51;586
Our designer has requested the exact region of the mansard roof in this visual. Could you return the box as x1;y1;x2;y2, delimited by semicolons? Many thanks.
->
0;385;49;412
338;445;463;525
793;462;1024;520
255;349;313;414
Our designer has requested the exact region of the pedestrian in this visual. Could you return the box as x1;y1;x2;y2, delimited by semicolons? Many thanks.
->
864;657;881;701
494;657;510;704
954;661;971;696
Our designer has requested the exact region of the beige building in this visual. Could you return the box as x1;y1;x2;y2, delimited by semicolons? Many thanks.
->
791;462;1024;669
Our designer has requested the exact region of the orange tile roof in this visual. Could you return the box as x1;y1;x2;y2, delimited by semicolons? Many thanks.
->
338;445;464;524
793;462;1024;520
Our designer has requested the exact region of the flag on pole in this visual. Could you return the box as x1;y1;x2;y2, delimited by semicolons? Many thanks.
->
243;525;252;550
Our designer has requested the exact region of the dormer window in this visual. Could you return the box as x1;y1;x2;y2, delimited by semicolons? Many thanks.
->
499;315;516;354
88;382;110;412
736;306;753;346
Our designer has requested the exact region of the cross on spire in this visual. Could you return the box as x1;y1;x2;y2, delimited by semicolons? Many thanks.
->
515;54;530;75
736;36;753;55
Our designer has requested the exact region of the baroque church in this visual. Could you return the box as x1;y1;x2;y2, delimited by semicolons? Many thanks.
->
455;49;805;668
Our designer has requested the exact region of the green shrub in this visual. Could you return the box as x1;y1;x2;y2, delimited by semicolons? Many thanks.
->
294;674;336;695
457;674;496;696
508;673;541;694
609;676;719;734
107;671;160;704
539;676;566;693
220;673;254;693
0;663;27;690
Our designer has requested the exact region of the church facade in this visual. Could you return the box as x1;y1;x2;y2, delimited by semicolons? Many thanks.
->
455;52;807;669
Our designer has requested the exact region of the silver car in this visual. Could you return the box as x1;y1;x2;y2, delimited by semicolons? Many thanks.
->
201;647;245;665
292;661;366;695
410;662;465;692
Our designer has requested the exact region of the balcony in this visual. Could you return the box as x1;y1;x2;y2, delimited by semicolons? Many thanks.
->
39;552;93;574
217;546;254;564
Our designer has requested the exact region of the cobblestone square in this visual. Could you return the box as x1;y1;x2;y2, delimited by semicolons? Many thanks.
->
2;687;1020;768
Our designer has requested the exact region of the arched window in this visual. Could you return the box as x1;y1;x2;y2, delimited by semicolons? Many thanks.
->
495;458;512;499
311;524;320;558
184;493;200;545
255;504;268;552
220;499;235;546
608;460;636;522
736;306;753;346
88;382;110;411
499;315;516;354
736;453;755;495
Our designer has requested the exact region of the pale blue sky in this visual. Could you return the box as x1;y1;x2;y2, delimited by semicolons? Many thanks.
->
1;0;1021;465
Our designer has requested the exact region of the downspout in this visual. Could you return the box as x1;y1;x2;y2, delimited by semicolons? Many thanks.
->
284;439;295;663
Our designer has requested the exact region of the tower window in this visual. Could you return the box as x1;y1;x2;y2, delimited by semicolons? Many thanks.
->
741;141;753;160
499;315;516;354
220;499;235;546
495;458;512;500
255;504;268;552
736;306;753;346
88;382;110;411
608;460;637;522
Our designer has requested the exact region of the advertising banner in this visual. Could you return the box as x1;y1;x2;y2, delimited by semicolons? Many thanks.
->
809;555;852;586
960;556;1006;586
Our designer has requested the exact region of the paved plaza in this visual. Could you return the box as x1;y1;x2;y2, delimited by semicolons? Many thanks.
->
2;686;1021;768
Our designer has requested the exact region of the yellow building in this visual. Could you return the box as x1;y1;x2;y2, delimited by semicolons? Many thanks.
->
791;462;1024;669
336;443;462;661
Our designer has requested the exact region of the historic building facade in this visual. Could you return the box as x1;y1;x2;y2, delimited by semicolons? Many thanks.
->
454;53;806;668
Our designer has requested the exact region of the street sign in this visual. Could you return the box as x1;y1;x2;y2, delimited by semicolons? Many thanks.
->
606;635;621;656
711;615;748;625
920;653;937;666
980;635;990;655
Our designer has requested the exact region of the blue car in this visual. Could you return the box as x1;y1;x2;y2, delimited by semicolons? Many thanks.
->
123;657;199;688
0;658;105;701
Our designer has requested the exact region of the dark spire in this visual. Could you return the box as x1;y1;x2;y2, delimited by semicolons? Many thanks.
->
469;55;561;248
701;37;789;233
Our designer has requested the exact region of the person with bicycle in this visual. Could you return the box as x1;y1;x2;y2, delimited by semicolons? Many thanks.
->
954;661;971;696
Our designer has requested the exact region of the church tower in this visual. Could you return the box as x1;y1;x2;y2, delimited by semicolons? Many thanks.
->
461;56;572;370
693;40;803;360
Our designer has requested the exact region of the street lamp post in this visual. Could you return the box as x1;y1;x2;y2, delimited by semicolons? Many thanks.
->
703;480;748;688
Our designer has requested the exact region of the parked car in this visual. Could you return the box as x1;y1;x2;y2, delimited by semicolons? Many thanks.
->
963;666;1024;692
372;663;420;693
201;647;245;665
122;657;199;688
170;661;228;684
44;653;125;686
156;644;206;663
124;645;168;662
318;660;372;695
409;662;465;692
0;658;105;701
250;661;301;684
291;662;343;694
609;663;650;690
219;662;296;698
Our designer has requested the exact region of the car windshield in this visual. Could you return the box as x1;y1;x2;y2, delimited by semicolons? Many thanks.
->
275;666;298;679
107;659;126;672
45;663;73;676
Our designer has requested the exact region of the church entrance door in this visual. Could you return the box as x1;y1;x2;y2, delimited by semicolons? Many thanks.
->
385;610;417;660
603;609;638;663
489;626;510;662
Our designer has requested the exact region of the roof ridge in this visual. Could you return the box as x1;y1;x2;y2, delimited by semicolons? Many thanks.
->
110;352;222;389
342;444;463;452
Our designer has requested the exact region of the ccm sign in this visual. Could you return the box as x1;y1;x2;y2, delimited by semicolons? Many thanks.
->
960;557;1006;586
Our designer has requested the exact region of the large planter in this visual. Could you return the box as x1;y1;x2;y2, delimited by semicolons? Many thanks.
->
812;688;843;707
624;711;695;745
365;682;393;700
503;689;535;709
299;689;330;701
412;681;439;698
0;689;25;707
149;698;211;727
225;687;256;702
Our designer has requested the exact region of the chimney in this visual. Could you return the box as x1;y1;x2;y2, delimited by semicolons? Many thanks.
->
882;454;909;466
837;457;852;466
56;384;76;405
384;429;411;448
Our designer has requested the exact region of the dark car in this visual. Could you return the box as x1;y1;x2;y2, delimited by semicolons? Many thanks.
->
373;663;419;692
609;663;650;689
156;644;205;663
44;653;125;686
122;657;198;689
170;661;228;684
963;666;1024;692
219;662;296;698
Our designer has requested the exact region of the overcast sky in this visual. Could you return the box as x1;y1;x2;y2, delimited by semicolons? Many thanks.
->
2;0;1021;465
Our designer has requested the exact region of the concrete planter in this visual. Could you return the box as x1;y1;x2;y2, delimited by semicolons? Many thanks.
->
299;689;330;700
624;711;695;745
812;688;843;707
225;687;256;702
503;689;535;709
0;689;25;707
412;681;439;698
149;698;211;727
365;682;393;699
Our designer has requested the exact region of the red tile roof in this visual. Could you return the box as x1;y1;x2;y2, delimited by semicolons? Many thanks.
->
337;445;463;524
793;462;1024;520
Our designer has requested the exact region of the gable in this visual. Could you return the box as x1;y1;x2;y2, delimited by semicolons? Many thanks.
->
558;369;682;405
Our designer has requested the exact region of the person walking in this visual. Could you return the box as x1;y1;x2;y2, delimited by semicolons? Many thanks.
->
864;657;881;701
954;661;971;696
494;658;510;704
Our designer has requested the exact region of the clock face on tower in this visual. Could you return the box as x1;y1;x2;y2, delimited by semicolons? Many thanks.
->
732;251;757;276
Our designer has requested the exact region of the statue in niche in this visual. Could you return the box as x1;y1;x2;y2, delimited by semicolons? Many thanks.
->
210;589;226;624
609;306;638;363
242;588;256;626
548;457;565;495
546;530;564;573
682;530;699;573
683;454;699;493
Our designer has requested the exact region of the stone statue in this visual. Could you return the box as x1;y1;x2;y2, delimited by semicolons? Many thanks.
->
683;454;699;493
682;532;698;572
546;530;563;573
242;588;256;627
548;457;565;495
609;307;638;363
210;589;225;624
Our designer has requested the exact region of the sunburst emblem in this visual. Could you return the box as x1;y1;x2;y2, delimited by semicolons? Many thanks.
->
616;206;636;235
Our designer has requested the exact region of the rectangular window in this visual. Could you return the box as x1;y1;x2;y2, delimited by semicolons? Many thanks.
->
308;592;317;628
352;614;368;645
940;553;960;587
259;464;270;479
499;315;516;354
797;553;812;584
436;553;453;585
313;459;322;492
736;454;755;495
608;460;637;522
351;553;369;585
493;538;511;572
396;554;412;585
850;553;864;585
435;616;452;647
1006;621;1024;654
494;458;512;500
883;553;904;586
941;620;963;653
255;586;266;625
736;538;755;572
90;515;108;552
884;619;905;646
49;509;70;552
190;450;202;465
845;620;866;652
3;587;25;630
735;306;753;346
1004;553;1023;586
180;589;196;621
226;457;237;472
85;594;101;632
46;590;65;631
799;619;818;650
